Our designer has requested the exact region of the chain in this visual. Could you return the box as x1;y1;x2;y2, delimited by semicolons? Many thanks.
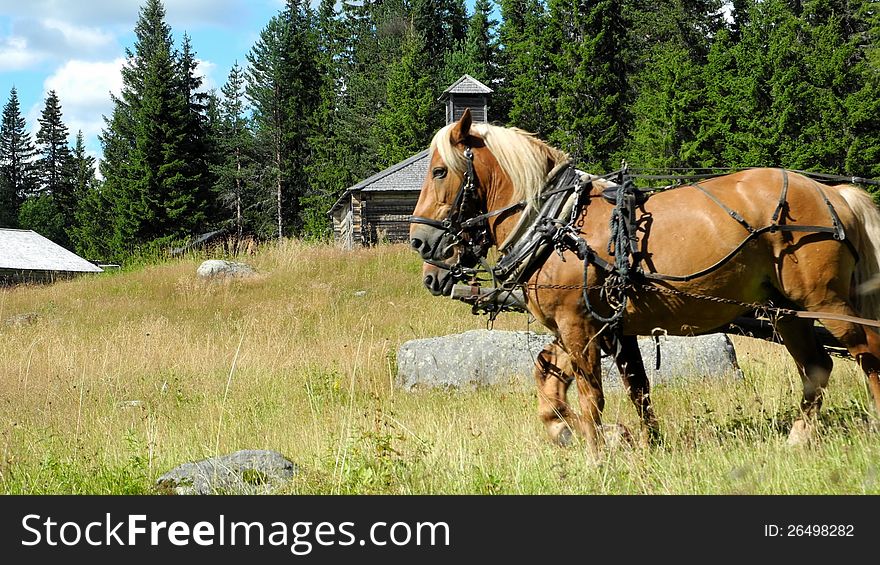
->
524;280;798;318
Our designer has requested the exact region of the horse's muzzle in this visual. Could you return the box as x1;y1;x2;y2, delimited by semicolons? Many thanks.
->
409;223;455;262
422;263;454;296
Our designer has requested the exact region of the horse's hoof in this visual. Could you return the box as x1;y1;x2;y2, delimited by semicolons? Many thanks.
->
643;425;663;448
786;419;813;447
551;424;574;447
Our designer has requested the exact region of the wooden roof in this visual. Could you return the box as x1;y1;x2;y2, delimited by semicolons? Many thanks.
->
329;150;429;214
0;229;103;273
439;74;493;99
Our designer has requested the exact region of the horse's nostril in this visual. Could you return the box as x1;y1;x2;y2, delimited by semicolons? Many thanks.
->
411;238;424;252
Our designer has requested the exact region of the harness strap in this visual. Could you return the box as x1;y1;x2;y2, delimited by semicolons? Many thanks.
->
690;182;756;234
787;169;880;187
409;216;447;230
793;310;880;329
771;168;789;223
461;201;526;229
808;177;847;241
577;223;853;284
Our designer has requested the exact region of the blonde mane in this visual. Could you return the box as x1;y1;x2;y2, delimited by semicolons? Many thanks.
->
430;122;570;210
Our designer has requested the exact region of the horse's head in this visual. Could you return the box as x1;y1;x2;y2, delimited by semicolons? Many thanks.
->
409;110;569;296
410;109;492;295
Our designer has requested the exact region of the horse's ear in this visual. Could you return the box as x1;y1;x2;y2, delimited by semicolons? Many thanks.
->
449;108;472;145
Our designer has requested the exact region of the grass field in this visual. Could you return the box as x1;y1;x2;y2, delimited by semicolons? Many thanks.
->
1;241;878;494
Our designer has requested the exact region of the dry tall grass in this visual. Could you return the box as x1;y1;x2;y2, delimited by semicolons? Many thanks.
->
0;241;877;494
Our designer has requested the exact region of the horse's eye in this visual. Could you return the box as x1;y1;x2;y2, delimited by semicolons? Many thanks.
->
432;167;447;179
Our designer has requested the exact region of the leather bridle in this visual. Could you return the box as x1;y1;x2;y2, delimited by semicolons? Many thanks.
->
409;147;497;279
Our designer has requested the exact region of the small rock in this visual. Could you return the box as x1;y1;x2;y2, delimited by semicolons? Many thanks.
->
196;260;256;279
117;400;145;408
4;312;40;327
353;290;367;297
155;449;297;495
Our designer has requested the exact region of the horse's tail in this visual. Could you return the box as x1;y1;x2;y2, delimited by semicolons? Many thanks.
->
837;185;880;321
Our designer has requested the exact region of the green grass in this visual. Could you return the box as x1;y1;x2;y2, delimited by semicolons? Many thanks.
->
0;240;877;494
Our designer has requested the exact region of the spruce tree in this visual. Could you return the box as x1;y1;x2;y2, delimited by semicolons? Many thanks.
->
17;194;64;242
331;0;405;187
0;175;13;228
247;0;321;238
770;3;853;172
214;62;262;239
132;19;189;243
0;87;37;226
375;28;437;166
549;0;631;170
99;0;212;257
497;0;555;136
846;1;880;179
70;131;113;260
441;0;500;88
176;33;215;231
34;90;74;245
626;0;721;171
729;0;751;40
627;47;705;171
411;0;467;73
695;0;853;170
302;0;347;239
694;2;779;169
71;131;96;209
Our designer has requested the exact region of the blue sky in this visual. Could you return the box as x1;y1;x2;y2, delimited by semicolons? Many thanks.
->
0;0;287;163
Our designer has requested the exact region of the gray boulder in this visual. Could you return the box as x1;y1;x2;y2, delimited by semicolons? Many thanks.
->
617;333;743;385
155;449;297;495
397;330;553;390
396;330;741;391
196;259;255;279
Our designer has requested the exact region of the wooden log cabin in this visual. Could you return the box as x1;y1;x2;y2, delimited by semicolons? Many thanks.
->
330;74;493;248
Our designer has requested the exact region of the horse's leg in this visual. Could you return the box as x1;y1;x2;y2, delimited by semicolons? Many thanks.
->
774;317;834;446
533;340;576;446
608;334;661;445
560;324;605;458
811;312;880;428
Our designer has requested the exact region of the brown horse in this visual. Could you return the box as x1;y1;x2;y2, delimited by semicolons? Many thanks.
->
409;109;880;456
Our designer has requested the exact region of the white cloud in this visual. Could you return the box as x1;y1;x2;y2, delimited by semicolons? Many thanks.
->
0;36;44;71
27;59;125;152
195;58;218;91
41;19;116;52
0;18;119;70
45;59;124;109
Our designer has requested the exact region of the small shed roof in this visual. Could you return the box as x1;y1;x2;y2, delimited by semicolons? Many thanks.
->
0;229;103;273
439;74;493;99
330;150;429;214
